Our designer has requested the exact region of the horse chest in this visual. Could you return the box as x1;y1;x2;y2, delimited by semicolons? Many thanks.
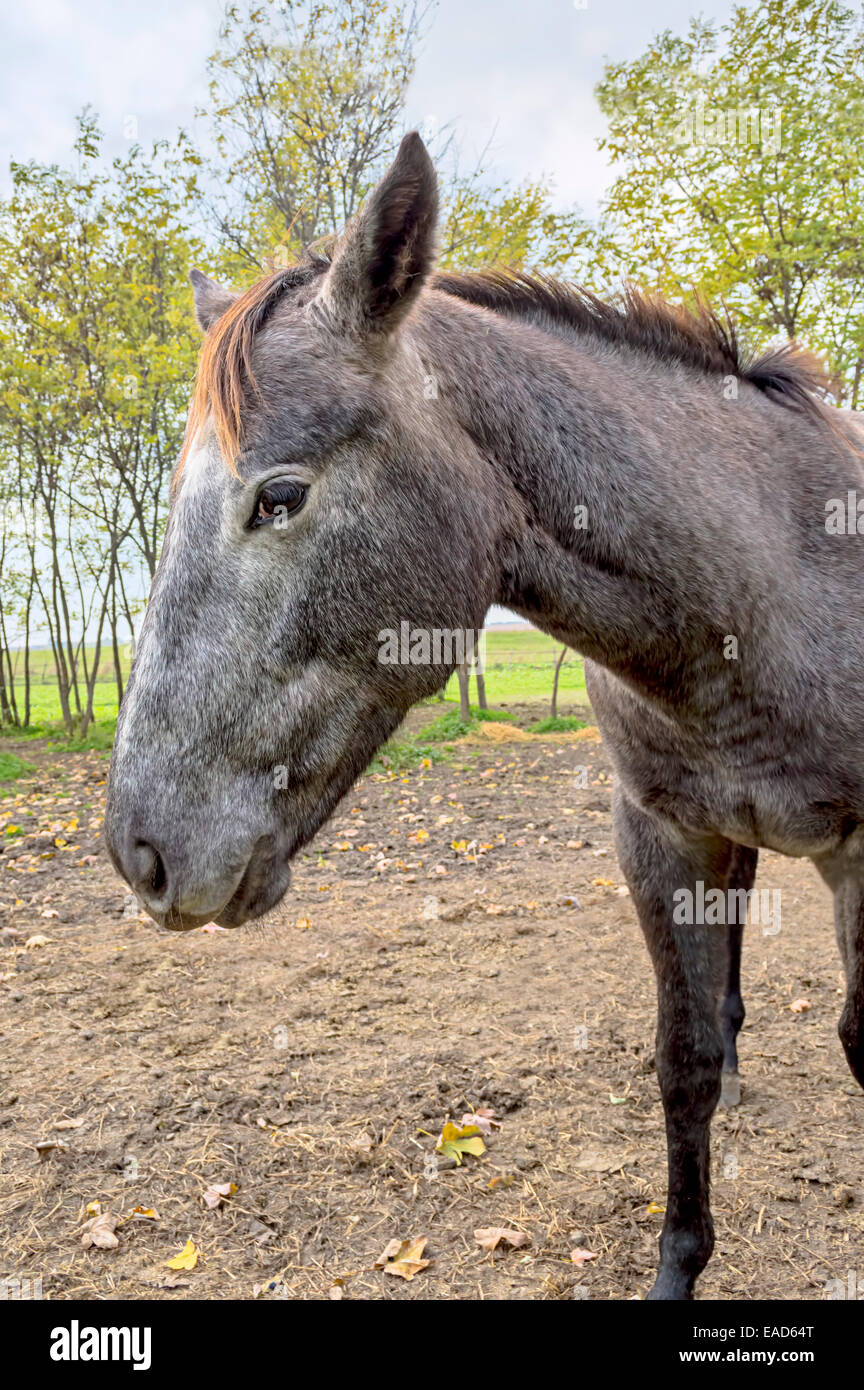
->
620;749;856;858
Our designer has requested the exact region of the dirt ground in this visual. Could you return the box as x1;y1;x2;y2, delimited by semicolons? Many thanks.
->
0;715;862;1301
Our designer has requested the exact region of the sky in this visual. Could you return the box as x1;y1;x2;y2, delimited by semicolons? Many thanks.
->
0;0;738;216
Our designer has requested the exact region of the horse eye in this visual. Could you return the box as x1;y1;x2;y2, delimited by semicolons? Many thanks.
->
252;480;307;527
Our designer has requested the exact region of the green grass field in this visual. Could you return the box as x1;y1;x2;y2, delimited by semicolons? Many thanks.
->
443;629;587;704
12;681;120;725
1;627;587;752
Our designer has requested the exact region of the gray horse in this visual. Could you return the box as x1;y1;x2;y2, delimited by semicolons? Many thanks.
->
106;132;864;1300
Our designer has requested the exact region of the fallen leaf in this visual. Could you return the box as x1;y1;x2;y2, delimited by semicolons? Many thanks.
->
790;998;811;1013
202;1182;237;1210
474;1226;531;1253
570;1247;598;1268
460;1108;500;1137
54;1117;85;1131
165;1238;199;1270
25;934;53;949
436;1121;486;1165
374;1236;430;1280
80;1212;121;1250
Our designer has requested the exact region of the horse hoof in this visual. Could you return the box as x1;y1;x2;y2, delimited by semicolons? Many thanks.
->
720;1070;741;1108
646;1275;693;1301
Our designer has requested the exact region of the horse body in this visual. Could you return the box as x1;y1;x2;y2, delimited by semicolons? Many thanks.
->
421;285;864;859
105;132;864;1299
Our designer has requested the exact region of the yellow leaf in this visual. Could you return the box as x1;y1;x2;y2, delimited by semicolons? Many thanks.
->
436;1121;486;1165
165;1238;199;1270
374;1236;430;1280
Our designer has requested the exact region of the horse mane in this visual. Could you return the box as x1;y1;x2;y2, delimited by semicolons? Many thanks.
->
435;268;829;416
178;253;829;475
178;259;323;476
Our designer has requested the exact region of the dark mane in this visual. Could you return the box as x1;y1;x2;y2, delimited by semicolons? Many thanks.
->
178;258;325;474
434;268;829;415
179;255;830;475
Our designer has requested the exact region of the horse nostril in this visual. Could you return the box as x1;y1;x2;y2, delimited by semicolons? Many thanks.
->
131;839;171;907
146;846;167;895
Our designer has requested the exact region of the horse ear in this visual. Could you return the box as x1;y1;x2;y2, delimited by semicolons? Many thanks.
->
190;269;238;332
318;131;439;337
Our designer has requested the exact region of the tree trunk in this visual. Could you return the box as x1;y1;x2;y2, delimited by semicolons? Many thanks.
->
457;662;471;722
0;645;13;726
22;571;33;727
551;645;568;718
473;654;487;710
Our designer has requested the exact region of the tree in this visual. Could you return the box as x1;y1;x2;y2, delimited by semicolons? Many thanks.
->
193;0;426;278
596;0;864;402
439;163;593;275
193;0;592;283
550;645;568;719
0;113;202;733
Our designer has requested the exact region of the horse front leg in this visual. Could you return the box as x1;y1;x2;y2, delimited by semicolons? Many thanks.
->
720;845;758;1108
832;876;864;1089
613;789;735;1300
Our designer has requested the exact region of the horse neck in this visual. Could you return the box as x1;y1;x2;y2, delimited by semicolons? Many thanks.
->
415;292;724;678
